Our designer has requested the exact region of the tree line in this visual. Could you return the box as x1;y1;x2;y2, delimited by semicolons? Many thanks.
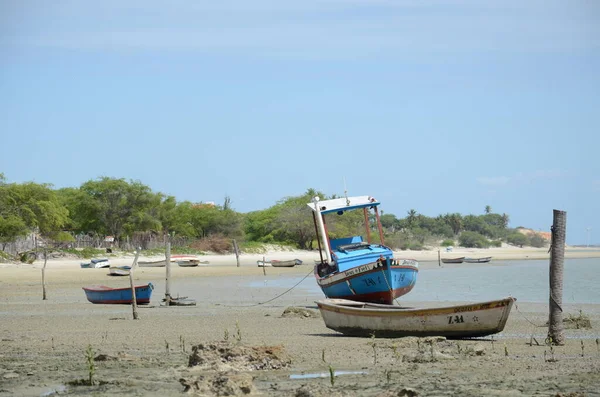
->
0;174;546;252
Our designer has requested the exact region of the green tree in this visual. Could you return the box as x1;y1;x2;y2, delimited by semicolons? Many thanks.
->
406;209;418;229
78;177;160;240
507;232;529;248
272;189;326;249
445;213;463;236
459;231;490;248
485;205;492;214
501;213;510;228
0;181;68;236
0;215;29;249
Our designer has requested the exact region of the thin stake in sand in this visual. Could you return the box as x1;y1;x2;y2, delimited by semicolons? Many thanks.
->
129;250;140;320
165;241;171;306
41;249;48;300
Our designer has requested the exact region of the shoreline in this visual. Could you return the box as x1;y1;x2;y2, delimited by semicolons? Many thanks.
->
1;246;599;273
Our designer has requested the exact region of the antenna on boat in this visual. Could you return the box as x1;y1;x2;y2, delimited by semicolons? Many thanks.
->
343;177;350;206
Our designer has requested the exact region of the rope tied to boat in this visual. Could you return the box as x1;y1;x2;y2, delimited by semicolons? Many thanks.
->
214;268;314;308
379;257;401;306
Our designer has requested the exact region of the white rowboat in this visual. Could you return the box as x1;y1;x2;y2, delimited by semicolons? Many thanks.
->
316;297;515;338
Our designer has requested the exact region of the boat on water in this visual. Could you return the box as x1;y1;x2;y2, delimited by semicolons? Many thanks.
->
108;266;131;276
441;257;465;264
82;283;154;304
316;297;515;338
308;195;419;304
464;257;492;263
272;259;303;268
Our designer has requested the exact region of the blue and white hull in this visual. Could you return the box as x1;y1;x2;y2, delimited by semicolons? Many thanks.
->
315;258;419;304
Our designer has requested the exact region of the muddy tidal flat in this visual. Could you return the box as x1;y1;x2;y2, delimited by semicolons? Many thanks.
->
1;255;599;396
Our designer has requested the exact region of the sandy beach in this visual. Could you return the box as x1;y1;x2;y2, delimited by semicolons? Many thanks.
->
1;247;599;396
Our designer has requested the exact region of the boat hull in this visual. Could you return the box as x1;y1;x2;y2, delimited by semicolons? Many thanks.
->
464;257;492;263
317;297;515;338
315;259;419;305
441;257;465;264
138;260;167;267
271;259;303;268
82;283;154;304
108;266;131;276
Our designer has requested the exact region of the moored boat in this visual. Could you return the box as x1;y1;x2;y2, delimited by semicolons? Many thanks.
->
316;297;515;338
91;258;110;268
108;266;131;276
257;260;272;267
177;260;200;267
464;257;492;263
441;257;465;264
271;259;303;268
308;195;419;304
82;283;154;304
138;259;167;268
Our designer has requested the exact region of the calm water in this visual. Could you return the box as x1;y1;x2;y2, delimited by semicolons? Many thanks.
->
254;258;600;304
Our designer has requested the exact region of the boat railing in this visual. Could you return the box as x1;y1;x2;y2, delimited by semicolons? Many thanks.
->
336;242;372;252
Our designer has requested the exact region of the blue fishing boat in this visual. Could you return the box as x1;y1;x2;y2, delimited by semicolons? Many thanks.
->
82;283;153;304
308;195;419;304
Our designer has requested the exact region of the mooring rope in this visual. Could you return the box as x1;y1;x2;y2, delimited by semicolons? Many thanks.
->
514;303;544;328
214;267;314;308
380;263;401;306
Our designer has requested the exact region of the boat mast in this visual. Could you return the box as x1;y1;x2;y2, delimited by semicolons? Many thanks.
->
374;206;385;245
363;207;372;244
312;212;324;263
312;197;332;264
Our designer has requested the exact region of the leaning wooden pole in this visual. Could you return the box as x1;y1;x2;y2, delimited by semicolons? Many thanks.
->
548;209;566;345
42;250;48;300
165;241;172;306
129;250;140;320
233;239;240;267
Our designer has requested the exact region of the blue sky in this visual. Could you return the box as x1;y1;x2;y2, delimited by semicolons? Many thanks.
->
1;1;599;245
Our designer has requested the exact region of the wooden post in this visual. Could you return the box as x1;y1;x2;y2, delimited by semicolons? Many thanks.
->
262;256;266;276
438;249;441;267
233;239;240;267
129;251;140;320
165;241;172;306
42;250;48;300
548;209;566;345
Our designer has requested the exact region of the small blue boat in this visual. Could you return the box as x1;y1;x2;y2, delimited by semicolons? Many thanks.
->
308;195;419;304
82;283;153;304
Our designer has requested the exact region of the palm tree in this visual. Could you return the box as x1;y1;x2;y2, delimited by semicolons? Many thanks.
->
485;205;492;214
501;213;510;228
447;213;463;236
406;209;418;228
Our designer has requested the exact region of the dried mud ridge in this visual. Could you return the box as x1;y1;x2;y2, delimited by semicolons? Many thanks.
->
180;341;291;395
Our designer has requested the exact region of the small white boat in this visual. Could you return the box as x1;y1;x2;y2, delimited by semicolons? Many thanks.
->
257;260;272;267
138;259;167;268
108;266;131;276
177;260;199;267
81;259;110;268
316;297;515;338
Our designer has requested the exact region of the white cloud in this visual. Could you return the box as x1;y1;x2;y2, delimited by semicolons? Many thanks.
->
1;0;598;58
477;170;566;187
